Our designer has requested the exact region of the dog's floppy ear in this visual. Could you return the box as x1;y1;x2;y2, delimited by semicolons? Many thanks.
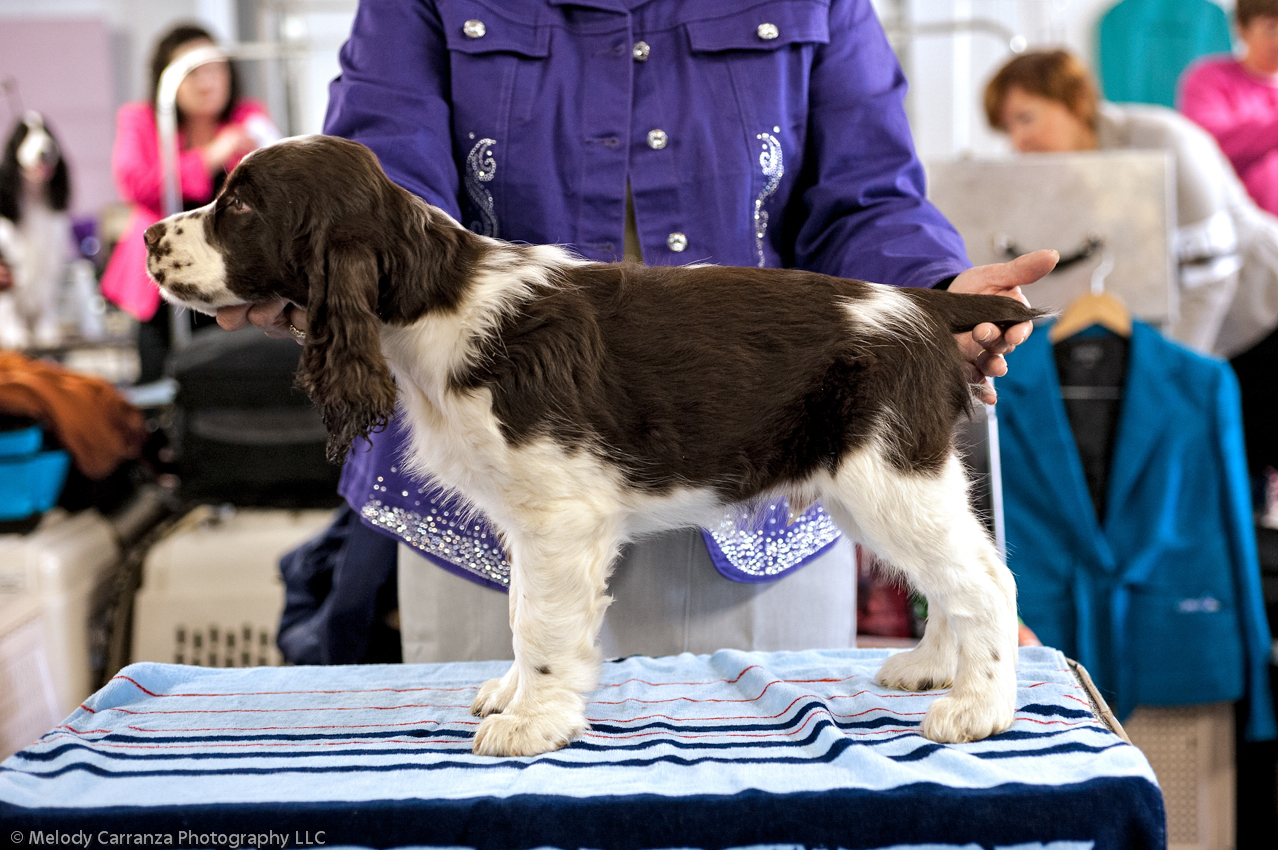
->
296;240;398;463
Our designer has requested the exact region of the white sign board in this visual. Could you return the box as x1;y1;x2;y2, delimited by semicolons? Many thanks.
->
927;151;1176;325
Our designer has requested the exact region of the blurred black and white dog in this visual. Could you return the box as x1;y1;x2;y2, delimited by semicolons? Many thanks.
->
144;136;1045;757
0;111;73;349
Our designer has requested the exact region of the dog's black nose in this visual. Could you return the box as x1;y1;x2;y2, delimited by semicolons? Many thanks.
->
143;222;165;249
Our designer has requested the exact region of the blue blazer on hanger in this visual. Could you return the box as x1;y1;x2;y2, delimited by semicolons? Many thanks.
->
998;321;1275;740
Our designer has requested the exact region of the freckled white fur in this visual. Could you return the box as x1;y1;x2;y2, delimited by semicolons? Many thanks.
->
147;204;239;314
155;197;1020;756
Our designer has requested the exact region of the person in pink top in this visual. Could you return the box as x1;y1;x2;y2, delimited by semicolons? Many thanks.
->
101;23;277;382
1180;0;1278;218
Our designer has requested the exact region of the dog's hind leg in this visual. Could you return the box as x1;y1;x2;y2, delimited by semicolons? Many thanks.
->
471;513;620;757
821;445;1018;743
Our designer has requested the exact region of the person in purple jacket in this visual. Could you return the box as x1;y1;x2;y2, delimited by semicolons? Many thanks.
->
220;0;1056;663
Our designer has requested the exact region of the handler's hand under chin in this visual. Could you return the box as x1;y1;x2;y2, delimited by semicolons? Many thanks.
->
948;249;1058;404
216;297;308;344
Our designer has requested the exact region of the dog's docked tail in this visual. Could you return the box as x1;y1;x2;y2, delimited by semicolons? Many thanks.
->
899;286;1054;335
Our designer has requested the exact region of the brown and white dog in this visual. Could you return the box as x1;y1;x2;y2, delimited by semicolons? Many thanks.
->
144;136;1044;757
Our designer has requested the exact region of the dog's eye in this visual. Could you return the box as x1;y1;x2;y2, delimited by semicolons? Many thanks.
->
225;197;250;214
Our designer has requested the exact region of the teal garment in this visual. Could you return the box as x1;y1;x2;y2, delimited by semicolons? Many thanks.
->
998;321;1276;741
1097;0;1232;108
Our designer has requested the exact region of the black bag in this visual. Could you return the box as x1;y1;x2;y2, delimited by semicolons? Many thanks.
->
171;326;341;507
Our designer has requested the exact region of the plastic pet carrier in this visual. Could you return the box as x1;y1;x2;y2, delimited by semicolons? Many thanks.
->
0;509;120;717
131;505;335;668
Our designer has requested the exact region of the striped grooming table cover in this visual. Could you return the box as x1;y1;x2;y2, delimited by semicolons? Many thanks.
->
0;647;1164;850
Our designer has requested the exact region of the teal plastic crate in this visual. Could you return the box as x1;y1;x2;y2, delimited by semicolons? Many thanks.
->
0;449;70;521
0;424;42;459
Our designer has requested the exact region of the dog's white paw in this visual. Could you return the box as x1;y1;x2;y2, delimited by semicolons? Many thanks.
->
470;671;518;718
876;647;956;692
918;691;1015;743
472;705;587;757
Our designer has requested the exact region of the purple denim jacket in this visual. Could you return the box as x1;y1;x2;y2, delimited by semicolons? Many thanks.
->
324;0;971;589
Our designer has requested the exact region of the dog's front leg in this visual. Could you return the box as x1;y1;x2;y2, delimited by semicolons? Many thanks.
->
876;604;958;692
470;589;522;718
471;519;619;757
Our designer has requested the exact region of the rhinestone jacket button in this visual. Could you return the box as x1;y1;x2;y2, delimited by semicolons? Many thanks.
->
757;22;779;40
667;232;688;252
633;40;650;61
647;129;668;150
463;19;486;38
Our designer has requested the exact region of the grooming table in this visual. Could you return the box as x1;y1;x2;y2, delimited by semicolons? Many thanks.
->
0;647;1164;849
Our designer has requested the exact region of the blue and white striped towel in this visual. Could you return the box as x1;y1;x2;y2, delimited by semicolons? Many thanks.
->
0;647;1164;849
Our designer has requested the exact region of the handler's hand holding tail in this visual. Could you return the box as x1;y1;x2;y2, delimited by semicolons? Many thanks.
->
216;297;309;345
948;248;1058;404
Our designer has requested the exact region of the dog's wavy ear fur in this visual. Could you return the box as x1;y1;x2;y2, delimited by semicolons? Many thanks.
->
297;240;398;463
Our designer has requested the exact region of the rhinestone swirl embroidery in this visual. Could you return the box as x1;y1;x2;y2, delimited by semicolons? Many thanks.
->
704;500;841;577
465;137;498;237
362;497;512;588
363;487;838;587
753;132;783;267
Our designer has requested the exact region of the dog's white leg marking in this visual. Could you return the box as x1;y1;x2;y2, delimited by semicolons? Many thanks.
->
824;503;959;690
876;604;958;691
471;589;522;717
822;446;1018;743
471;510;620;757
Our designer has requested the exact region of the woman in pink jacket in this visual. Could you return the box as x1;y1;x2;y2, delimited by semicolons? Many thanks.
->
102;23;277;382
1180;0;1278;217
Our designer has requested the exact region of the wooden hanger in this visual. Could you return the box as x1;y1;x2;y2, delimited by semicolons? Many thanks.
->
1049;252;1131;343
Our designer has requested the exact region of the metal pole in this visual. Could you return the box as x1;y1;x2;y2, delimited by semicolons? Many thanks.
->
984;396;1007;563
154;42;293;349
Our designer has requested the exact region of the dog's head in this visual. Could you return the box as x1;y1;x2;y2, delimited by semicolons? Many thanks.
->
0;112;69;223
144;135;470;461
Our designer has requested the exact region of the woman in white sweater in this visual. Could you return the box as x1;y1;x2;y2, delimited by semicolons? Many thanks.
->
984;49;1278;358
